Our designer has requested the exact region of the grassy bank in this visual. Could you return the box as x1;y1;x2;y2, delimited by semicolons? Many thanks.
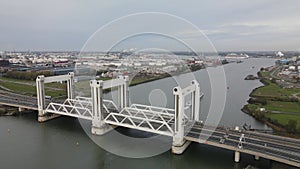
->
0;77;67;97
243;67;300;135
251;80;300;98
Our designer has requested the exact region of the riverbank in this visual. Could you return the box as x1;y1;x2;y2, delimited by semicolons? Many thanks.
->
242;66;300;137
0;106;21;116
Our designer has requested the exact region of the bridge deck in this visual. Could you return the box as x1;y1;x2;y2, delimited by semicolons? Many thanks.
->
186;123;300;168
0;90;39;110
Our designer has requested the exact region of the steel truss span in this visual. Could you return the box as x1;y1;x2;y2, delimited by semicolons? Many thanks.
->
104;104;175;136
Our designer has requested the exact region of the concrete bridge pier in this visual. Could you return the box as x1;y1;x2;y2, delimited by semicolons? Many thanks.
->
38;114;61;122
172;140;191;154
90;80;112;135
18;107;25;112
254;155;260;160
91;123;113;135
234;151;240;163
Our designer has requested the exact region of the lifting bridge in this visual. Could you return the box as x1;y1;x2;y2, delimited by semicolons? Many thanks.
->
0;73;299;167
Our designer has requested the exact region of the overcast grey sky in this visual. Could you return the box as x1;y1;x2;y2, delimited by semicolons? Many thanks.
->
1;0;300;51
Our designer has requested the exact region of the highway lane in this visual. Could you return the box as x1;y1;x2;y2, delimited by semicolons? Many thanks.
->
186;132;300;165
189;127;300;157
0;90;51;110
245;130;300;147
186;123;300;166
190;124;300;154
193;122;300;149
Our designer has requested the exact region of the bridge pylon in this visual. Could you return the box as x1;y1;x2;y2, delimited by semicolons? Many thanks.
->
90;80;112;135
36;72;74;122
91;76;129;135
172;80;201;154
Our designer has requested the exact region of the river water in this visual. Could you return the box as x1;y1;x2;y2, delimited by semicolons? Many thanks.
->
0;58;276;169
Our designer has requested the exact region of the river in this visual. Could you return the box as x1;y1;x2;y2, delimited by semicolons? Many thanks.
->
0;58;276;169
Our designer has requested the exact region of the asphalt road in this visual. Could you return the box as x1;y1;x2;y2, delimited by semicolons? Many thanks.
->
186;123;300;167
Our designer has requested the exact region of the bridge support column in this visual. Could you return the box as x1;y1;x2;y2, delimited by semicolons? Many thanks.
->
191;80;200;121
172;140;191;154
36;75;46;122
91;80;112;135
254;155;260;160
234;151;240;163
172;86;191;154
67;72;75;99
18;107;25;112
36;75;61;122
118;76;129;109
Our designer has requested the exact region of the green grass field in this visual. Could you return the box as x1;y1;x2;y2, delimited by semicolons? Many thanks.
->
0;77;33;83
246;103;260;112
0;77;66;89
259;71;270;77
254;68;300;98
0;77;66;98
252;79;300;98
0;80;36;93
264;101;300;114
265;113;300;129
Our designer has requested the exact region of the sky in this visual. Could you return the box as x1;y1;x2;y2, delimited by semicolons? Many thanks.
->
1;0;300;52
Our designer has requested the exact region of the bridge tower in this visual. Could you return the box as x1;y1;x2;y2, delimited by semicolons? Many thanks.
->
172;80;201;154
90;80;109;135
91;76;129;135
36;72;74;122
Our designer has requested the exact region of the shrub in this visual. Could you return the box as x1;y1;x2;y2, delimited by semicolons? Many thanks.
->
248;98;267;105
286;120;298;133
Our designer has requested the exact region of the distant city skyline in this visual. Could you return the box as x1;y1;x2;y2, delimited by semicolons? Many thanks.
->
1;0;300;52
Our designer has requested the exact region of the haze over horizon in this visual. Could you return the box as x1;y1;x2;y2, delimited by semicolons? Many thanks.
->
1;0;300;52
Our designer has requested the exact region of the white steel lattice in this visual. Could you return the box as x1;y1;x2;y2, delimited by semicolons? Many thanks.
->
104;104;175;136
74;96;119;113
45;98;175;136
45;98;93;120
45;96;121;120
103;99;119;113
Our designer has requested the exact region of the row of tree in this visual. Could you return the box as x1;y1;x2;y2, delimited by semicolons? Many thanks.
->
4;71;54;81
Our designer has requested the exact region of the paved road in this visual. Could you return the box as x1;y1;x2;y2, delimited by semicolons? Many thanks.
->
0;90;51;110
186;122;300;167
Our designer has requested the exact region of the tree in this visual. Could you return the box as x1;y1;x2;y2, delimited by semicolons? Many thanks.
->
286;120;297;133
